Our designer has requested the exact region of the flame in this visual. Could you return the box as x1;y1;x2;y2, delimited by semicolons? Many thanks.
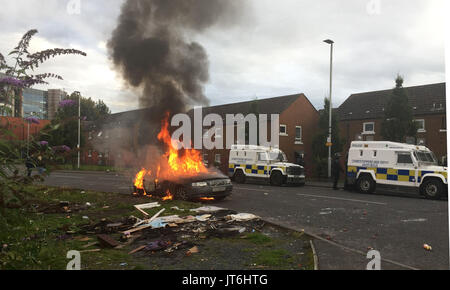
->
200;197;215;201
134;168;148;194
157;112;208;177
133;112;209;200
162;190;173;201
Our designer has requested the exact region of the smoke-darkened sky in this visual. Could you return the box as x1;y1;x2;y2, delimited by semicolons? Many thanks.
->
0;0;446;113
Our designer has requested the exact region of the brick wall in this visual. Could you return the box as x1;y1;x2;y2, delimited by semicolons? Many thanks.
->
338;113;447;160
0;116;50;141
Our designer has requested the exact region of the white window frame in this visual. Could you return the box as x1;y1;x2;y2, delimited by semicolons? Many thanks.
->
295;126;303;144
362;122;375;135
415;119;426;133
280;124;288;136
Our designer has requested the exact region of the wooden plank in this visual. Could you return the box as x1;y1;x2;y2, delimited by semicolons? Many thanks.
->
128;245;146;255
122;208;166;235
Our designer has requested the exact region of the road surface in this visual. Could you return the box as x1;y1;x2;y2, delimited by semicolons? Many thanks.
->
43;171;449;270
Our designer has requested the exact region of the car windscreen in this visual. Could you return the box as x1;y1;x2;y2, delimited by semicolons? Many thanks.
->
268;151;288;162
414;151;437;164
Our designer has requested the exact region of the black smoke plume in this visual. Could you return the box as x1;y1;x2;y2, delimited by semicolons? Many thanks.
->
108;0;242;122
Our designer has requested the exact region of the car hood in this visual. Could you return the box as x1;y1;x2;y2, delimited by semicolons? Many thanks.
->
418;165;447;172
165;169;230;184
270;162;303;168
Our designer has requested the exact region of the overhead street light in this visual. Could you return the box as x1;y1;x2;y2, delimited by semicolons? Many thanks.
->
74;91;81;170
323;39;334;178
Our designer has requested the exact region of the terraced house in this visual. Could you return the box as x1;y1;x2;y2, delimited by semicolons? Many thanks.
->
337;82;447;163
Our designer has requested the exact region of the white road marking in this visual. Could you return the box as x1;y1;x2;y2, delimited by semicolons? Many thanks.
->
234;186;387;206
401;218;427;223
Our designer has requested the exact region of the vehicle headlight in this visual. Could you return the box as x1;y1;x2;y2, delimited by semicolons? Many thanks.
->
192;182;208;187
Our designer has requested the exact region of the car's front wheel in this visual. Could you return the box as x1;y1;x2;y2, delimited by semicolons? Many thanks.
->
421;179;444;200
270;171;283;186
356;175;376;194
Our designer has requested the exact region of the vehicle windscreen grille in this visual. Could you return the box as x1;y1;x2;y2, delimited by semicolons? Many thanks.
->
208;179;228;186
289;167;304;175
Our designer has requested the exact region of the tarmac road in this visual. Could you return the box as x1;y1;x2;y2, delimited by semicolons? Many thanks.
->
43;171;449;270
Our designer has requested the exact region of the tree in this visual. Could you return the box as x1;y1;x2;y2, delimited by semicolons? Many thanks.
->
312;98;344;177
40;91;111;155
381;75;417;142
0;29;86;116
0;30;86;211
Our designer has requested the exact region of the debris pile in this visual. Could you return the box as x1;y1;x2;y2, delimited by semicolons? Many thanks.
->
77;202;263;257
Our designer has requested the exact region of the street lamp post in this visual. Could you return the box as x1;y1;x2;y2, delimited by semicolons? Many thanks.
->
76;91;81;169
324;39;334;178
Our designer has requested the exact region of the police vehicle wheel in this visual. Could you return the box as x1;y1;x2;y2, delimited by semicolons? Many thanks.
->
234;170;246;184
356;175;375;194
174;186;189;201
422;179;443;200
270;171;283;186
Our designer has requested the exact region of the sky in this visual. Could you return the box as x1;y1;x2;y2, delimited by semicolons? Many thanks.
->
0;0;446;113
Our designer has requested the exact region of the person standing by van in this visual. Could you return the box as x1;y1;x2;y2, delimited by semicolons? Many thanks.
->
332;153;344;190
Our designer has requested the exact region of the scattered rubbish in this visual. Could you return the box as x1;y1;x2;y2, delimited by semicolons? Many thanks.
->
186;246;199;256
190;206;226;213
80;191;86;194
171;206;185;211
86;202;92;207
211;227;246;237
123;208;166;235
134;202;161;216
129;245;146;255
195;214;212;222
107;223;123;229
71;203;265;259
82;216;89;220
135;202;160;209
149;219;168;229
97;234;120;248
82;242;99;249
423;244;432;251
264;193;269;196
119;263;128;267
145;241;170;251
74;236;91;242
225;213;259;222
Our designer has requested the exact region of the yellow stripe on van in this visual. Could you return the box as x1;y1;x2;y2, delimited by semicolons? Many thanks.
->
387;168;398;175
376;174;387;180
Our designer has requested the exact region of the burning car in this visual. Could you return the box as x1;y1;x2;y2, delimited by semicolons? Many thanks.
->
132;113;232;201
134;169;232;201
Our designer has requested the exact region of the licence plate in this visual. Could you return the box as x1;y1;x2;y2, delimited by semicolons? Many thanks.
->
212;187;226;192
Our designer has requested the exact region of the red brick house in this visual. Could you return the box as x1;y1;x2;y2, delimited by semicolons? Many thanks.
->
86;94;320;175
337;82;447;162
187;94;320;176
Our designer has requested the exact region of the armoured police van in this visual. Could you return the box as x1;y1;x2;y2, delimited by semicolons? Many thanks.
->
228;145;305;186
346;141;448;199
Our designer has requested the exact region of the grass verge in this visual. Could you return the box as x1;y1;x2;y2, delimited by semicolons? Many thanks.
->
0;185;314;270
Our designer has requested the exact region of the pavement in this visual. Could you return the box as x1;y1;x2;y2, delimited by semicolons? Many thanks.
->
42;170;449;270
